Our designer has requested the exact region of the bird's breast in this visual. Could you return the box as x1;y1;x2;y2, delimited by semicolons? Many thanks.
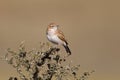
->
47;33;64;45
47;29;56;36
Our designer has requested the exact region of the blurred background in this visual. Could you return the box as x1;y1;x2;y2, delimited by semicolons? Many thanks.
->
0;0;120;80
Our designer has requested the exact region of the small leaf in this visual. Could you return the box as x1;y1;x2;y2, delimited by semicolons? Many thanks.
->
8;58;13;64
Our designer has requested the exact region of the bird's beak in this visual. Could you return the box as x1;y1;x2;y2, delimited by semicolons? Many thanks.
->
57;25;59;27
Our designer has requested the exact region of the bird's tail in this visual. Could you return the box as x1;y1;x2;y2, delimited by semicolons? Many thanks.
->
63;45;71;55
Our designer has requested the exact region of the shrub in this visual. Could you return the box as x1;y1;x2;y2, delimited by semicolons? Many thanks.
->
1;42;94;80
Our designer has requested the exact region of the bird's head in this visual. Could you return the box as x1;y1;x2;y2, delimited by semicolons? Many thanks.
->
48;23;59;29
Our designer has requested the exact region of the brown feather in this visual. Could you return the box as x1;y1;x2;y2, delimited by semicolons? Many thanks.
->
55;29;68;45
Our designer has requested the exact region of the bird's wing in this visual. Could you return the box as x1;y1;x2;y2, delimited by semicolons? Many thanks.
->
56;29;68;45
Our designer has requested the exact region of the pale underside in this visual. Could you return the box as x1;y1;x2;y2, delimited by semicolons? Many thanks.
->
47;28;66;45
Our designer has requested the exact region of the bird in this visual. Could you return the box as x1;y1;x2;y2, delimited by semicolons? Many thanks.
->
46;23;71;55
